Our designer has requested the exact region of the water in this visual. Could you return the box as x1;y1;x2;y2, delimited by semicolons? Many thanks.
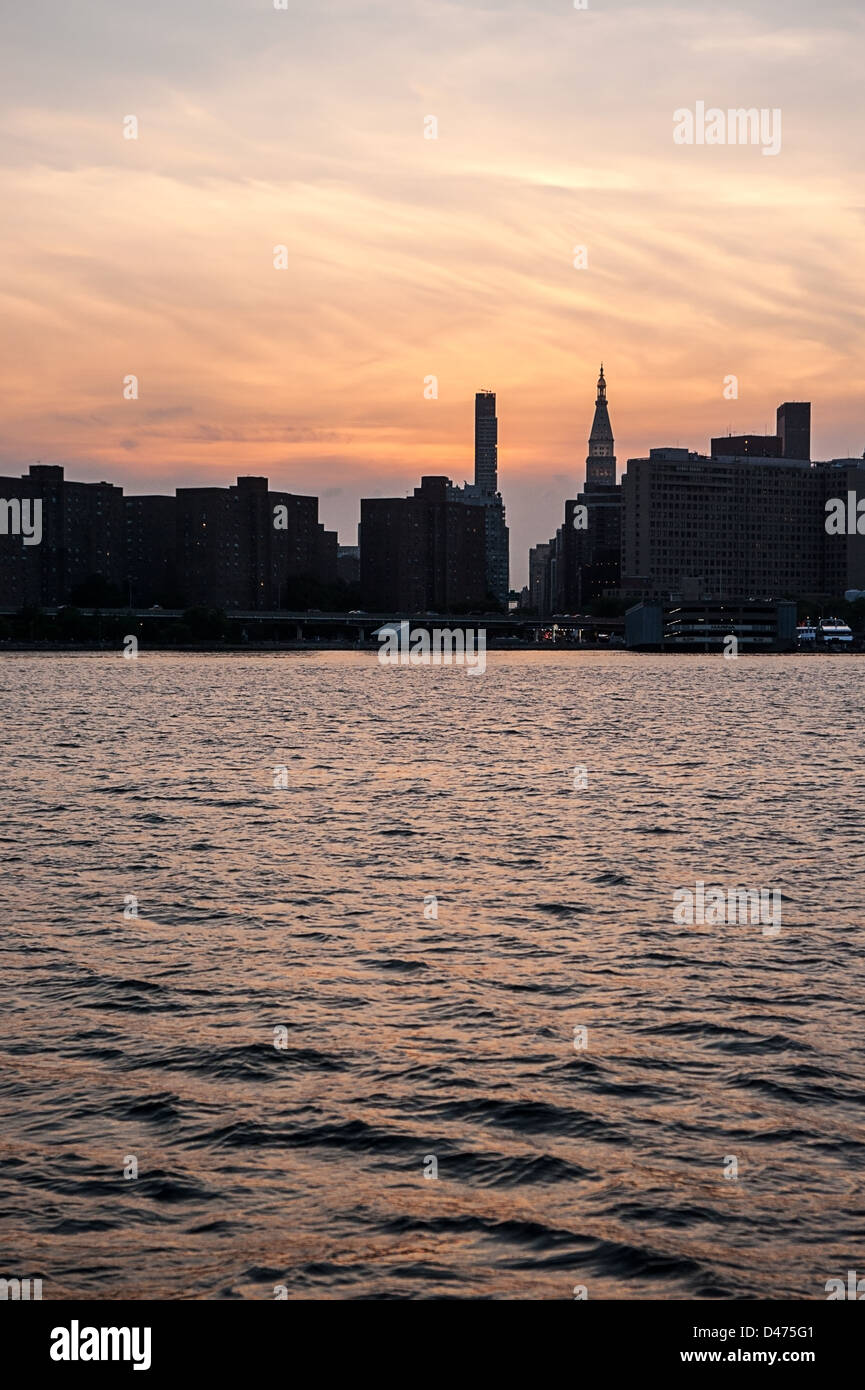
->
1;651;864;1299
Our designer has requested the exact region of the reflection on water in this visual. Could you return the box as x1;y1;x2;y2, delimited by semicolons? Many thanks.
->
1;651;864;1299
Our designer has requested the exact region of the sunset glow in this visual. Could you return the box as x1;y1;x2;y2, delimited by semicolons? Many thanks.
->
2;0;864;575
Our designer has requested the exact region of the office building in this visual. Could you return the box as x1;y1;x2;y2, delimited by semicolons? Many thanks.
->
621;446;825;600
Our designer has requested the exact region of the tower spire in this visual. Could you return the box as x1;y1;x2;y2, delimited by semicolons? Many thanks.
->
586;363;616;487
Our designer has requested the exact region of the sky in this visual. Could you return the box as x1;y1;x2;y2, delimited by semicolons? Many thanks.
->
1;0;864;583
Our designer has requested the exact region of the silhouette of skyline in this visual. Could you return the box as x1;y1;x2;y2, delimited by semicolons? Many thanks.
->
1;2;864;582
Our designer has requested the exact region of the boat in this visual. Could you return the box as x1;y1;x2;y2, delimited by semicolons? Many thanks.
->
796;617;853;648
817;617;853;647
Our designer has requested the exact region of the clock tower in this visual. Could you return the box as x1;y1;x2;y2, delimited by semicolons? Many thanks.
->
585;364;616;488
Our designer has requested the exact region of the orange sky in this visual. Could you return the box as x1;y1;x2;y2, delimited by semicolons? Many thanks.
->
2;0;864;580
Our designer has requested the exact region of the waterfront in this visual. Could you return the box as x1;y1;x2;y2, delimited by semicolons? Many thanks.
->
2;651;864;1298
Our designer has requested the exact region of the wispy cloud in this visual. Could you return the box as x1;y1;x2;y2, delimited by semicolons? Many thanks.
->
0;0;863;575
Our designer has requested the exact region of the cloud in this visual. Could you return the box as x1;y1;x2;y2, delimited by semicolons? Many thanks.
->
0;0;863;582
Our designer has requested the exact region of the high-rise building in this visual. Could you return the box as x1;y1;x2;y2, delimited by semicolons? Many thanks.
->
176;476;337;609
528;542;551;613
0;464;124;607
0;466;338;612
0;466;43;607
820;457;865;595
710;403;811;463
545;365;622;612
124;495;177;606
621;445;825;600
585;364;616;486
471;492;509;608
474;390;498;491
777;402;811;461
269;487;337;608
360;475;487;612
532;392;859;611
621;396;864;601
574;365;622;604
448;392;509;608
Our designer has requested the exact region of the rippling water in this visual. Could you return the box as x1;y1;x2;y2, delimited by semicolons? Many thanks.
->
2;651;864;1299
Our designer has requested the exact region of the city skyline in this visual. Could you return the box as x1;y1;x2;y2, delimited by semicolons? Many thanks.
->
5;372;862;594
6;373;865;618
5;0;865;1336
2;0;865;582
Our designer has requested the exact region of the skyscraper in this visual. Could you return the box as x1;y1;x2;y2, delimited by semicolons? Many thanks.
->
543;364;622;612
448;391;509;608
474;390;498;491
